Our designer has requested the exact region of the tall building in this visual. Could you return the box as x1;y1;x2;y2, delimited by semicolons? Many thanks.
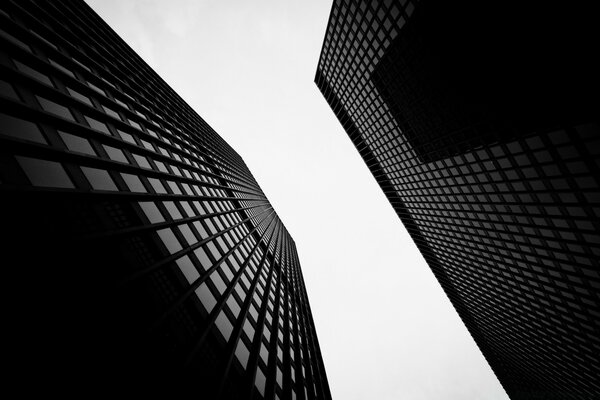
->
316;1;599;399
0;1;330;399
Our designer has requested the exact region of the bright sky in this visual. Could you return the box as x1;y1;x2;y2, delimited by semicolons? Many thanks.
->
86;1;509;399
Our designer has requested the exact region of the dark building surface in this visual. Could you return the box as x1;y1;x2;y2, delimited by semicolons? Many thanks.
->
0;1;331;399
316;1;599;399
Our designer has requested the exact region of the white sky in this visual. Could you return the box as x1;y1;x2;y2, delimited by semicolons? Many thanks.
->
86;1;509;399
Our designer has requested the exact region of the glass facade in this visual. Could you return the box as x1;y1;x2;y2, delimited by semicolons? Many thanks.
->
1;1;330;399
316;1;599;400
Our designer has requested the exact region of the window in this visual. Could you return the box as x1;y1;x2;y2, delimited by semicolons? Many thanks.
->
0;79;19;100
207;241;221;261
221;263;234;281
86;81;104;95
59;131;94;155
66;87;92;106
133;154;151;169
14;60;52;86
180;201;195;217
48;59;74;78
194;247;212;271
178;223;197;245
211;272;227;295
193;221;209;239
164;201;182;220
176;255;199;284
254;367;266;396
0;30;31;51
276;367;283;388
195;283;217;313
235;282;246;299
141;139;154;151
85;116;110;134
138;201;164;224
128;118;142;130
157;227;182;254
148;177;166;194
121;173;146;193
118;130;136;144
215;311;233;342
249;304;259;322
102;105;120;120
226;296;241;318
37;96;74;120
154;160;168;173
235;340;250;369
243;319;255;340
81;167;117;191
0;113;46;144
241;274;251;291
168;181;182;195
216;236;228;253
16;156;74;188
103;145;128;163
259;342;269;364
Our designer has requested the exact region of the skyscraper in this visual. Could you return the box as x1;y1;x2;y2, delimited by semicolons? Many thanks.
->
316;1;599;399
1;1;330;399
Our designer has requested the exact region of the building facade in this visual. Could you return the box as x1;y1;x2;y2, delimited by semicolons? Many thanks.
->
0;1;330;399
316;1;599;399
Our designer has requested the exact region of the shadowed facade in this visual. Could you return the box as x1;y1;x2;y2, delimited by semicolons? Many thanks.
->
316;1;599;399
0;1;331;399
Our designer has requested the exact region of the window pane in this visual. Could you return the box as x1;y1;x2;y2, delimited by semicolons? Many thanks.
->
128;118;141;130
121;173;146;193
207;241;221;260
276;367;283;387
211;272;227;295
49;59;74;78
195;282;217;313
164;201;182;220
254;367;266;396
59;131;95;155
0;79;19;100
0;30;31;51
0;113;46;144
16;156;74;188
86;81;104;95
148;178;166;194
176;255;199;284
138;201;164;224
235;340;250;369
243;319;255;340
118;129;136;144
155;160;168;173
133;154;151;169
226;296;241;318
260;343;269;364
15;60;52;86
102;105;120;120
81;166;117;191
194;247;212;271
178;223;197;245
37;96;73;120
215;311;233;342
168;181;182;194
85;116;110;134
66;87;92;106
180;201;195;217
103;145;128;163
157;227;182;254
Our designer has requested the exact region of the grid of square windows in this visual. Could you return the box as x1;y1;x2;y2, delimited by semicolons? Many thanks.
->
316;1;599;399
1;1;331;399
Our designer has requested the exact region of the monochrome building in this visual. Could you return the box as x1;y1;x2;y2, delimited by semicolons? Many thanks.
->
316;1;599;399
0;1;331;399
